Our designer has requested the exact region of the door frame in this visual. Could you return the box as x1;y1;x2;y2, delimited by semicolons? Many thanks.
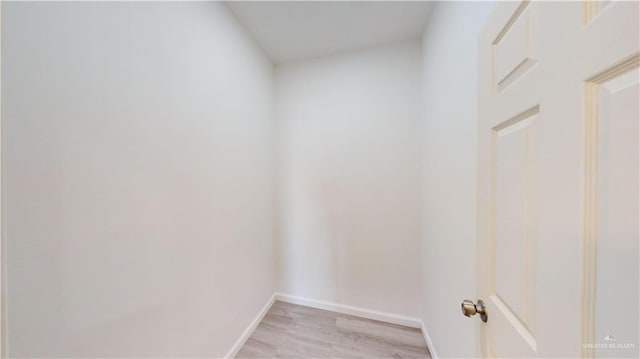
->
1;0;5;357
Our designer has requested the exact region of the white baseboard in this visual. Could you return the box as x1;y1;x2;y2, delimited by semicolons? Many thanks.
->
224;292;276;359
225;292;439;359
420;320;439;359
274;292;422;329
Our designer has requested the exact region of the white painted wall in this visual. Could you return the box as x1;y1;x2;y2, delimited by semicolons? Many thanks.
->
2;2;275;357
275;40;423;317
2;1;500;356
420;2;495;358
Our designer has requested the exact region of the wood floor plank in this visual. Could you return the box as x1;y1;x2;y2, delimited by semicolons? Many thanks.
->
235;301;431;359
236;338;278;358
335;316;427;348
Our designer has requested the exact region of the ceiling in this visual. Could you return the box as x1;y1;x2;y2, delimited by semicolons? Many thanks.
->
226;1;434;64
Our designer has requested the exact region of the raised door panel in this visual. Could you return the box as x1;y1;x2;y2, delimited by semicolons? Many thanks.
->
488;108;538;358
493;1;538;93
584;62;639;358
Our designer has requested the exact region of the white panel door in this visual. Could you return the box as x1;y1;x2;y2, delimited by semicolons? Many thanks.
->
476;1;639;357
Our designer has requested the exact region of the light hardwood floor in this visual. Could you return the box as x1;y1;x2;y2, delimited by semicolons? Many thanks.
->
236;301;431;358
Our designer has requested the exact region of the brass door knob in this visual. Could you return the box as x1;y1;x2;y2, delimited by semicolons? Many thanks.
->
461;299;488;322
